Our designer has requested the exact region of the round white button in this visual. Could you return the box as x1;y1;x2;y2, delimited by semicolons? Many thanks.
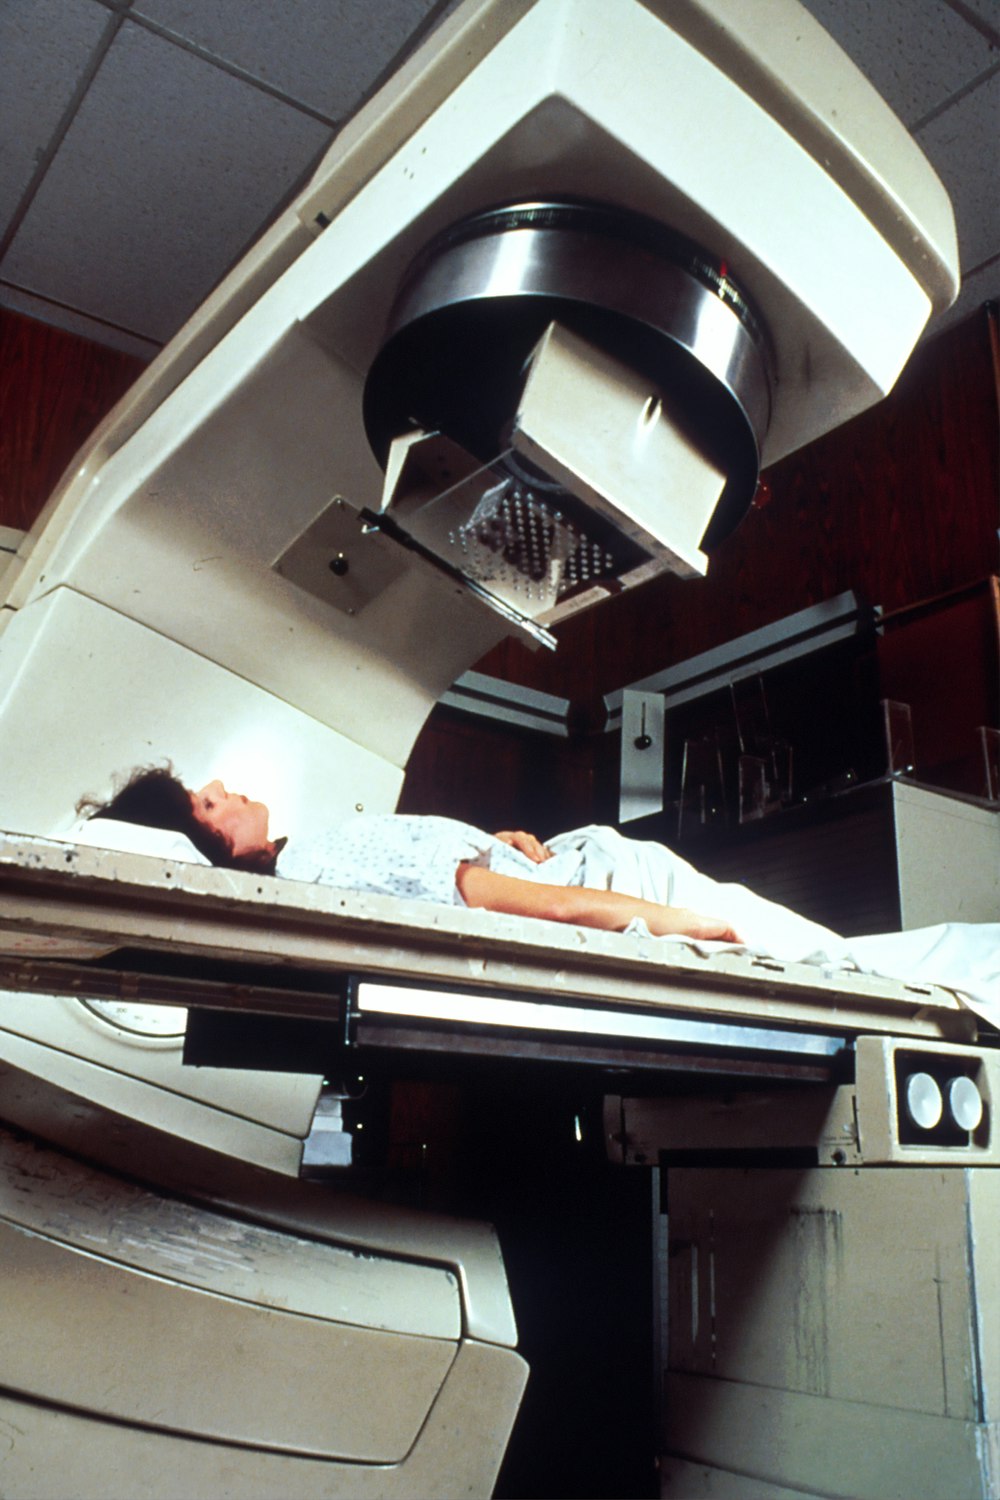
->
948;1075;983;1132
905;1072;943;1130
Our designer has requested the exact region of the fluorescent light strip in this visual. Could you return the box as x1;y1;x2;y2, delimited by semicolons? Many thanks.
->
356;982;845;1058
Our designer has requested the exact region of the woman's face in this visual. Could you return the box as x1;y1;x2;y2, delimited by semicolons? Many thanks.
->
191;780;272;857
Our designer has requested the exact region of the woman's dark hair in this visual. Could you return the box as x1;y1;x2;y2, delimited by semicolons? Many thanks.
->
77;764;282;876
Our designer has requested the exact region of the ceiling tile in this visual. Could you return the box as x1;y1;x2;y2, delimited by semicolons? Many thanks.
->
0;0;111;240
957;0;1000;42
2;0;997;357
917;69;1000;273
131;0;439;117
2;20;333;343
801;0;998;126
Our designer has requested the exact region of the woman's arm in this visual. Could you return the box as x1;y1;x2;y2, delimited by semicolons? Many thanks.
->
456;863;740;942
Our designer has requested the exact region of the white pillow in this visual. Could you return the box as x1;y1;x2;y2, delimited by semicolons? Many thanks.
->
66;817;211;865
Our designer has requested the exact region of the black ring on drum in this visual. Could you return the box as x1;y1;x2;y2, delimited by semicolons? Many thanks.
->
363;201;773;552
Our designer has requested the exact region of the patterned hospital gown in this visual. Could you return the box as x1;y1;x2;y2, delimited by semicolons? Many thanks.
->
275;814;595;906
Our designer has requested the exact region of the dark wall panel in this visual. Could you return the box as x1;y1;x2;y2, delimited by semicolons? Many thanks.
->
399;709;600;836
878;577;1000;796
0;308;147;533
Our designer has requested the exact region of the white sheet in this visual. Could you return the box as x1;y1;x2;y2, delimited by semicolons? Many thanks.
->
547;825;1000;1027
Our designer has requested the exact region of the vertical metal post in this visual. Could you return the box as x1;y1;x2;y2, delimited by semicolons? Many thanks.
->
620;689;666;823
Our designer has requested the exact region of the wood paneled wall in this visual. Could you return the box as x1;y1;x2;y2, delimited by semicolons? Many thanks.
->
0;308;147;533
397;709;601;832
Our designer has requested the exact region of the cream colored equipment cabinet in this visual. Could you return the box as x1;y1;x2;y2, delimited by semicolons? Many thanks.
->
0;1128;527;1500
0;1081;526;1500
610;1037;1000;1499
0;851;527;1500
660;1165;998;1500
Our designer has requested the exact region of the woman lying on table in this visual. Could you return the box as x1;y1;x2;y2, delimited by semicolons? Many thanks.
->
79;764;1000;1015
78;764;742;942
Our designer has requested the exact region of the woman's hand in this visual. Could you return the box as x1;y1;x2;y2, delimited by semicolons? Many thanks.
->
646;907;742;943
493;829;553;863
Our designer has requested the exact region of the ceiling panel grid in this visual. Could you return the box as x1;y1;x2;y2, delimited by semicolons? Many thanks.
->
0;0;996;354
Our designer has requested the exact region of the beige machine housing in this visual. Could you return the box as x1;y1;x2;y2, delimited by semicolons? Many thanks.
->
0;0;958;841
659;1166;998;1500
0;1;978;1497
605;794;999;1499
609;1034;1000;1498
2;824;996;1498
